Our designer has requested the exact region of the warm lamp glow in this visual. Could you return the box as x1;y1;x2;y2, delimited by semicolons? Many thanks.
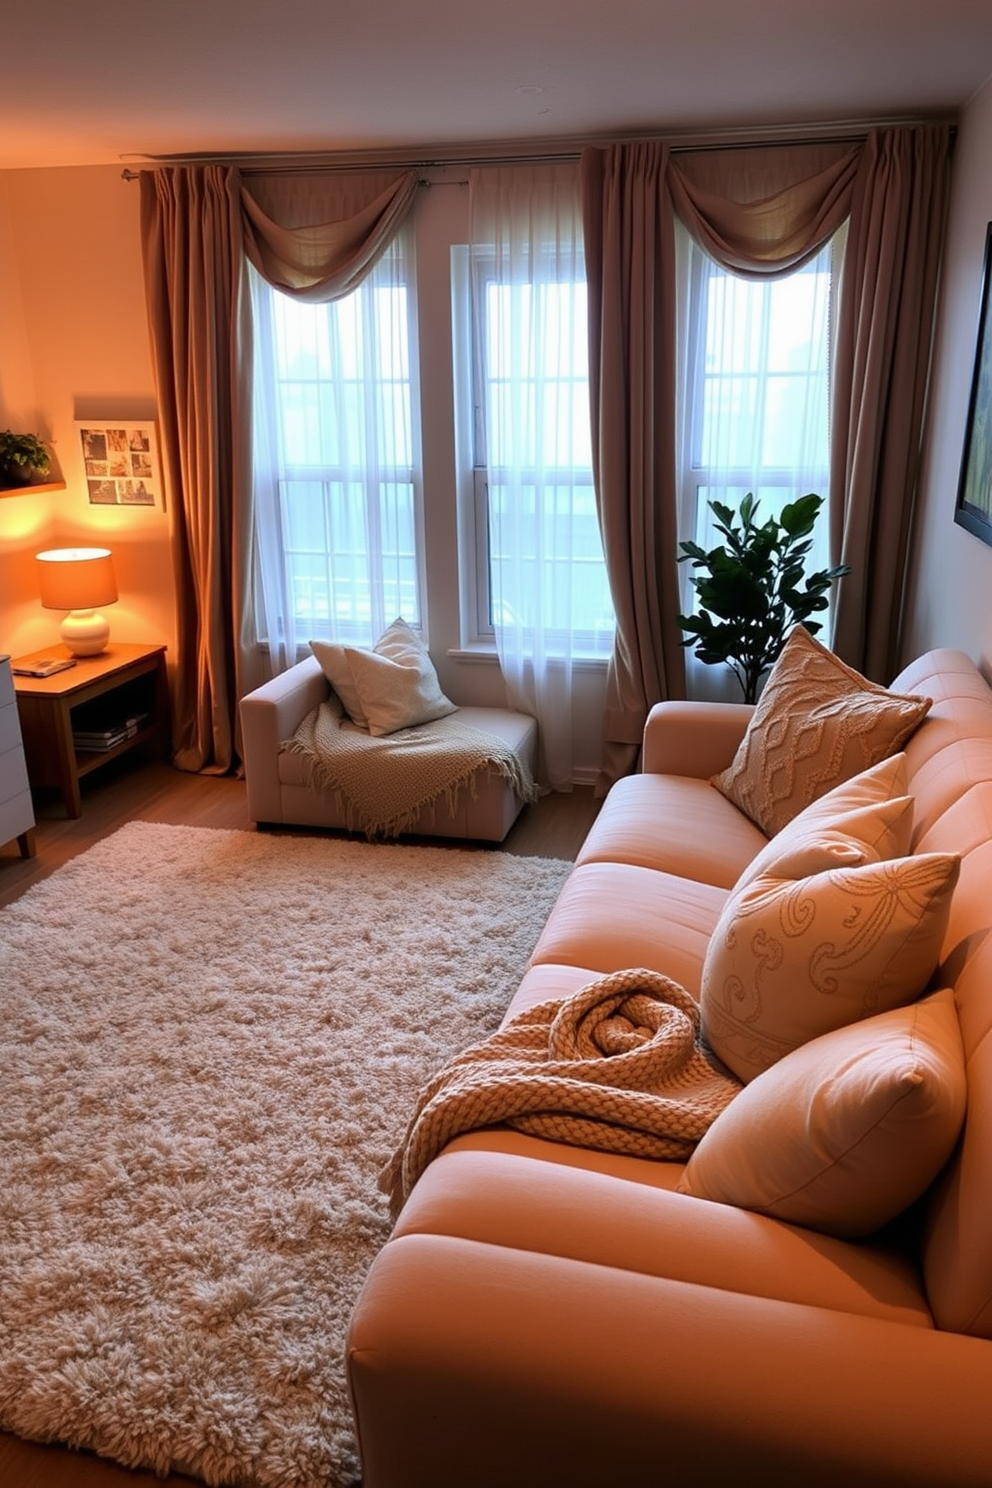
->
36;547;119;656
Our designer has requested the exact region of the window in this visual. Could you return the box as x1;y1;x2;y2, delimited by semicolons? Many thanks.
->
679;230;839;589
250;226;424;666
459;246;615;659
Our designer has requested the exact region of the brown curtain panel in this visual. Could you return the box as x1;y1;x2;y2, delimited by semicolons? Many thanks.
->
830;125;952;681
581;125;951;791
581;141;684;792
140;165;248;773
139;165;419;772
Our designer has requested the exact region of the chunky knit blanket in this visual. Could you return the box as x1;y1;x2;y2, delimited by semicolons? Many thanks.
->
381;967;742;1216
287;702;538;839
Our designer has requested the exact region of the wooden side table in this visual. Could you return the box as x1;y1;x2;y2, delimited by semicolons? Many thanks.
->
12;642;170;818
0;654;36;856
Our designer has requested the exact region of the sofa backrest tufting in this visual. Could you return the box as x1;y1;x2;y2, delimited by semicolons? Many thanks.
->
890;648;992;1335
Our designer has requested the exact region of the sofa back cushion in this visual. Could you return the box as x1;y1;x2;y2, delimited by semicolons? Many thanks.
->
890;648;992;843
887;653;992;1336
921;813;992;1335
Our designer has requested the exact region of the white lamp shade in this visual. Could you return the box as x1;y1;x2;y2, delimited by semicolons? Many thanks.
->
36;547;118;655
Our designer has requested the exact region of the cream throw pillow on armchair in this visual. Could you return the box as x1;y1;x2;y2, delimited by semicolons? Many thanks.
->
310;619;457;737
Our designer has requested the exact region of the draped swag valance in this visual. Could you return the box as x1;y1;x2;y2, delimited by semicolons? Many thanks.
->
239;169;420;300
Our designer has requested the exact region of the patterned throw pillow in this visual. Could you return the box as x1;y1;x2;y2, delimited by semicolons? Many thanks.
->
310;619;457;736
733;753;914;894
680;990;966;1238
712;626;932;837
701;849;960;1083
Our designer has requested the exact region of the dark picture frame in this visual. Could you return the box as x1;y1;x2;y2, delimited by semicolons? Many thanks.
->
956;221;992;547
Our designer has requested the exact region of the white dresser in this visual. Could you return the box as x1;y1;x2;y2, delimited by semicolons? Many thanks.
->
0;654;36;858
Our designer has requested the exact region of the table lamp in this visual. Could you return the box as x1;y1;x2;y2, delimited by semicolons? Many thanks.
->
36;547;118;656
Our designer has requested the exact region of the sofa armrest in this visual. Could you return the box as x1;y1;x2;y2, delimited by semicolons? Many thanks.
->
348;1233;992;1488
641;700;754;778
239;656;330;823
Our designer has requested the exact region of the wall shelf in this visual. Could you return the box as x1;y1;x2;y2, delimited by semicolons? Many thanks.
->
0;481;66;499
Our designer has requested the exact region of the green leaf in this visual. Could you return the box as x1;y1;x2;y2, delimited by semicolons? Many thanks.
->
677;493;850;703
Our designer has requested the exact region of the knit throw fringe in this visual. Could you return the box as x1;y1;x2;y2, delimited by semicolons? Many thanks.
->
381;967;743;1217
286;702;539;839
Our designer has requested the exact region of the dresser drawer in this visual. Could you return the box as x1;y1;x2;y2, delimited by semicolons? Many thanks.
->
0;656;36;850
0;698;24;755
0;786;33;844
0;736;31;804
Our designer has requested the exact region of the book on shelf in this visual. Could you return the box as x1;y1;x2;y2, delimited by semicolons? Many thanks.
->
72;713;148;751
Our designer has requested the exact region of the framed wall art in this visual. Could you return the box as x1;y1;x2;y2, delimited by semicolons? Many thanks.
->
956;222;992;548
76;421;161;508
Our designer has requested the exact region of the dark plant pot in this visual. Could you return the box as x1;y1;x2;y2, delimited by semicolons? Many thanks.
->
0;461;47;489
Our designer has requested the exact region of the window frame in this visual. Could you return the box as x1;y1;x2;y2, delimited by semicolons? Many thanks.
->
249;226;428;657
451;243;614;661
677;231;838;613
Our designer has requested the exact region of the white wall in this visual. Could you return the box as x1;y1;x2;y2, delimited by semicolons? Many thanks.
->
903;74;992;678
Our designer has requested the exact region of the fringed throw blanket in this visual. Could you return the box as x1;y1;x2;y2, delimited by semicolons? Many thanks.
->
287;702;539;839
381;967;742;1216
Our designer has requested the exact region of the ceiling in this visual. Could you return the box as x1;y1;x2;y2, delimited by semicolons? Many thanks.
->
5;0;992;171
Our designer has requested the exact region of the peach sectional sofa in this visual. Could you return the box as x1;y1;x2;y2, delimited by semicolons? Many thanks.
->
346;641;992;1487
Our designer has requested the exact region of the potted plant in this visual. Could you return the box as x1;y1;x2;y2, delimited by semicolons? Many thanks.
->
0;429;52;489
677;491;850;704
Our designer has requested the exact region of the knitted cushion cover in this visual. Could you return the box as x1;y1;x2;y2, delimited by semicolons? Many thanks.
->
712;625;932;837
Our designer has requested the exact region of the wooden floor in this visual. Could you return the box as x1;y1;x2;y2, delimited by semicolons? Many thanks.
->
0;753;601;1485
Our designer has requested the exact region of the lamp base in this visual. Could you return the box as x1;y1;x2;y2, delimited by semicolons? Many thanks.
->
60;609;111;657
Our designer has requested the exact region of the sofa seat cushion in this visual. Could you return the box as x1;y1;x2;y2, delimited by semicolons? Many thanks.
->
394;1140;932;1329
527;862;727;999
502;963;613;1024
575;773;768;888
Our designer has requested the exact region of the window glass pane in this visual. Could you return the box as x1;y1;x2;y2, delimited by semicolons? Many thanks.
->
251;234;422;654
687;239;833;579
475;256;614;656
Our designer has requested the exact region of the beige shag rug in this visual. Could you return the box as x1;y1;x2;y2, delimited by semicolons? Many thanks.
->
0;822;572;1487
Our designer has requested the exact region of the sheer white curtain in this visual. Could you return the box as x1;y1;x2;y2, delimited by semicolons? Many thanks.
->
675;220;842;701
250;224;422;674
469;164;614;790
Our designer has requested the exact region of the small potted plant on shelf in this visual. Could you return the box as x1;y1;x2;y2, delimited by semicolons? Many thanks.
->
677;491;850;704
0;429;52;489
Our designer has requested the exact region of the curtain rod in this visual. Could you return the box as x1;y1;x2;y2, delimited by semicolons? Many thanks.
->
120;113;955;181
